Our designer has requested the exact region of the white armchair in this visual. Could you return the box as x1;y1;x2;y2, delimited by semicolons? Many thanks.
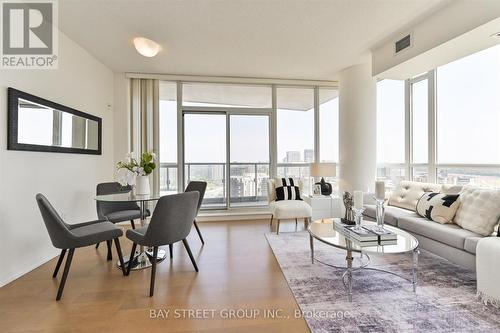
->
268;179;312;235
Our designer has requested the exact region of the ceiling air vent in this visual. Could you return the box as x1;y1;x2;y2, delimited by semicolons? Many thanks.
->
395;34;412;54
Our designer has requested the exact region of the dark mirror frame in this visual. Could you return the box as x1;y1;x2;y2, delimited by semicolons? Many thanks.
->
7;87;102;155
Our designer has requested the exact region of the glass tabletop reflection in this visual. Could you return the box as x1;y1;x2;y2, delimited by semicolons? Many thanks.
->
308;218;419;254
95;190;177;203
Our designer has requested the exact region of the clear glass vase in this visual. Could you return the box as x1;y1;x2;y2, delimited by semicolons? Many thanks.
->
375;199;385;231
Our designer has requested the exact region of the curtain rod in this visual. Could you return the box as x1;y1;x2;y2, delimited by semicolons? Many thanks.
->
125;72;339;87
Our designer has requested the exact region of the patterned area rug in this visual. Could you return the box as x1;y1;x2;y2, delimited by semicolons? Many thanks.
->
266;231;500;333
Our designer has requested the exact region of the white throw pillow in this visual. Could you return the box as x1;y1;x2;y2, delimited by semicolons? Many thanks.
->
454;187;500;236
416;192;460;224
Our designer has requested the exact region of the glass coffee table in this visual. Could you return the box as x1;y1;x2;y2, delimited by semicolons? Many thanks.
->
308;218;420;302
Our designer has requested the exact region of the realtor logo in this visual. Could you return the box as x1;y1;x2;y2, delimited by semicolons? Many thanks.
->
1;0;58;68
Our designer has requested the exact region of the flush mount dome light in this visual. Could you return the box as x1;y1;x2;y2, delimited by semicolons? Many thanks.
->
133;37;161;57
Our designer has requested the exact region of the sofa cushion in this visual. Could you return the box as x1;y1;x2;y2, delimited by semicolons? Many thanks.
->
388;181;441;211
441;184;463;195
416;192;460;224
464;236;483;254
269;200;312;220
364;205;418;227
398;216;482;250
454;187;500;236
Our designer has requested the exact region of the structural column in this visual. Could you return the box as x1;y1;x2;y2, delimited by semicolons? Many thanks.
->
338;63;377;193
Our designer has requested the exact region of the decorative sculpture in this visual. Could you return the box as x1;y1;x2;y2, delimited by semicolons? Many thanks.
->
343;191;355;222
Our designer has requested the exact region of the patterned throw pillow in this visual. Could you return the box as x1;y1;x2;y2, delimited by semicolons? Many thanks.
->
416;192;460;224
275;178;302;201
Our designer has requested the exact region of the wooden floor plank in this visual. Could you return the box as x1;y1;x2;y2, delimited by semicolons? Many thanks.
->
0;220;309;333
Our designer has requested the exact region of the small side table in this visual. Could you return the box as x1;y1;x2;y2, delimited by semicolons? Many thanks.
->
303;195;342;221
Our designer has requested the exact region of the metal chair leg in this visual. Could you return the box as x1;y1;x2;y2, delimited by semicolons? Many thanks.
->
53;249;66;278
149;246;158;297
182;239;198;272
193;220;204;244
169;244;173;259
130;220;136;229
106;240;113;261
56;248;75;301
126;243;137;276
114;238;126;276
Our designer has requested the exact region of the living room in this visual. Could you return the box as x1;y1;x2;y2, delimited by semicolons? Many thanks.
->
1;0;500;332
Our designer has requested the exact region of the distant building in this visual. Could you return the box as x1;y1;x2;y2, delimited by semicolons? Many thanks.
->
285;151;301;162
304;149;314;162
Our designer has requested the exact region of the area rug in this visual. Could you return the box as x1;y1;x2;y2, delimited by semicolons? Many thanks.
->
266;231;500;333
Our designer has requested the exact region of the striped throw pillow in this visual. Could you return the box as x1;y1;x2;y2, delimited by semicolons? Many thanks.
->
275;178;302;201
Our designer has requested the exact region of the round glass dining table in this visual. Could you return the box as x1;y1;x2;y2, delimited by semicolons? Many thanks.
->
95;190;175;270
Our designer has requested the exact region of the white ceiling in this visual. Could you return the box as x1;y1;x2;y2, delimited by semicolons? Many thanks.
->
59;0;448;80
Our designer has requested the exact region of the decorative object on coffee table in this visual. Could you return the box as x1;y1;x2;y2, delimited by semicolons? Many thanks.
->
352;191;364;232
374;181;386;231
343;191;354;222
310;162;336;195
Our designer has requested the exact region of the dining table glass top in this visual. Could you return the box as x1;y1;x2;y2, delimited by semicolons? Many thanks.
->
95;190;176;203
308;218;419;254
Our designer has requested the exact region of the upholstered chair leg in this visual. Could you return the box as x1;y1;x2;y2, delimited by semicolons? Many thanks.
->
95;242;100;249
149;246;159;297
106;240;113;261
56;248;75;301
126;243;137;276
130;220;136;229
193;220;205;244
182;239;198;272
114;238;126;276
276;220;280;235
169;244;173;259
53;249;67;278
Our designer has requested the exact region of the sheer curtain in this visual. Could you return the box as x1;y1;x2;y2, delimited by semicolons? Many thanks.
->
130;78;160;194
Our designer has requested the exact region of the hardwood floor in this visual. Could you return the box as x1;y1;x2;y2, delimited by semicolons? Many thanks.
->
0;220;310;333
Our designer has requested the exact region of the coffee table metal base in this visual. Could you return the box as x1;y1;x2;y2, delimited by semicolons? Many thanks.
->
310;235;420;302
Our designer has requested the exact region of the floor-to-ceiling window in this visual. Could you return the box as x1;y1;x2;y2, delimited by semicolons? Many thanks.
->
159;80;339;209
376;44;500;189
159;82;178;192
276;87;315;195
435;44;500;187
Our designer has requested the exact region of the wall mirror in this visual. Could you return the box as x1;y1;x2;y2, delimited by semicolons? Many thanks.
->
8;88;102;154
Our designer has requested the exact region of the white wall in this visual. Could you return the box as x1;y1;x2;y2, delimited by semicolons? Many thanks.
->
372;0;500;78
113;73;130;166
0;33;114;286
338;63;376;193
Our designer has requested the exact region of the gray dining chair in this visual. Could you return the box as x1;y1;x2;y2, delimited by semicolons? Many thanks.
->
184;181;207;244
126;192;200;297
36;194;126;301
95;182;150;259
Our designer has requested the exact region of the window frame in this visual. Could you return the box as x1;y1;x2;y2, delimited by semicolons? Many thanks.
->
378;57;500;189
157;81;339;209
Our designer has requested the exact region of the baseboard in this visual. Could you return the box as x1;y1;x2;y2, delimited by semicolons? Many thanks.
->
0;250;59;287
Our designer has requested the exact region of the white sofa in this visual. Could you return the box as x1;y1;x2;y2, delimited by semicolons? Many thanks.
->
364;181;498;271
267;179;312;235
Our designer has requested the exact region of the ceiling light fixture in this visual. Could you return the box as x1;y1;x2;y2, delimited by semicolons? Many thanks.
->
490;32;500;38
133;37;161;57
